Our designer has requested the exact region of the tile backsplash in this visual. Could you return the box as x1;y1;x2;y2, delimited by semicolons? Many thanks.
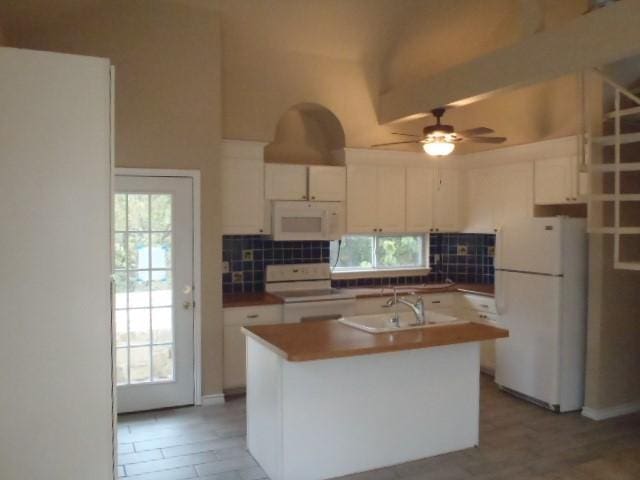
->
429;233;495;285
222;233;495;294
222;235;330;293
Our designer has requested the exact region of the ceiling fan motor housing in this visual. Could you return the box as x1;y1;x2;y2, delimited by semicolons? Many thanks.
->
423;124;454;136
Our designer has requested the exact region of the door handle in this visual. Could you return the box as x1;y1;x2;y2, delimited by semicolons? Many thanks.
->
183;300;194;310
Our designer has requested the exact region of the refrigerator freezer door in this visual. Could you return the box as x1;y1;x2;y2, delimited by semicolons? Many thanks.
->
495;218;563;275
495;270;562;408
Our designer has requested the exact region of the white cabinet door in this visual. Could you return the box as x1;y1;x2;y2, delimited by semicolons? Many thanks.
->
534;156;581;205
222;156;266;234
265;164;308;201
223;305;282;390
406;167;434;232
433;169;460;231
347;165;379;233
308;166;346;201
496;162;533;227
377;166;406;233
465;168;497;233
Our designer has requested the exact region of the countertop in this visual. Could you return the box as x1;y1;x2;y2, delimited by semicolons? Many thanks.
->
223;283;494;308
222;292;283;308
242;320;508;362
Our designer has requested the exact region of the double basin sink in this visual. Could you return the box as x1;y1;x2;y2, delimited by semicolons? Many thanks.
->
339;311;468;334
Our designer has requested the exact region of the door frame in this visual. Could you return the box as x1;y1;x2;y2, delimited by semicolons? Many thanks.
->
114;167;203;406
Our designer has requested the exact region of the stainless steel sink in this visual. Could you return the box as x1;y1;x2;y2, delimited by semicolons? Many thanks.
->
339;311;468;333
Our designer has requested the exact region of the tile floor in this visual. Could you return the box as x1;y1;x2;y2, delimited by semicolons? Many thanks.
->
117;375;640;479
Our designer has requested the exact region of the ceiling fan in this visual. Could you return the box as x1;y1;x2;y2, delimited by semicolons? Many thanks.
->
372;107;507;157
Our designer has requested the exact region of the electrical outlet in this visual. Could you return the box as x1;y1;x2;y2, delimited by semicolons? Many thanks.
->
433;254;441;264
488;246;495;257
222;261;229;273
457;245;468;256
232;272;243;283
242;249;254;261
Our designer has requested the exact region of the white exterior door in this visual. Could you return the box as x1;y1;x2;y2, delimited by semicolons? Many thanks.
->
114;175;195;413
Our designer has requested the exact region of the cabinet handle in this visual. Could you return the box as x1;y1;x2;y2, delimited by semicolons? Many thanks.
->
480;304;489;309
379;228;383;232
311;196;316;200
246;314;259;319
431;300;441;304
302;195;307;200
259;229;263;233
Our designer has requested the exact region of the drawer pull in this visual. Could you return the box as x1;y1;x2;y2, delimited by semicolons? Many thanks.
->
431;300;441;304
246;314;259;319
480;304;489;309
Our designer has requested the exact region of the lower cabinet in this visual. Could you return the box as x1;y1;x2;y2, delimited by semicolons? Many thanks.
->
223;304;282;390
456;294;498;374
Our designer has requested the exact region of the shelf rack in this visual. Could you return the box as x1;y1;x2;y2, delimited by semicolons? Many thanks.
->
585;70;640;271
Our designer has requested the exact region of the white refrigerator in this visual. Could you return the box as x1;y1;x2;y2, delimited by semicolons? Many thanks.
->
494;217;587;412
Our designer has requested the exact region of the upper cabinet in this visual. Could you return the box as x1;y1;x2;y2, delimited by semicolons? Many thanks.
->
406;167;434;232
308;166;346;201
534;155;585;205
347;165;406;233
464;163;533;233
265;164;308;200
222;142;267;235
265;164;345;201
433;169;460;232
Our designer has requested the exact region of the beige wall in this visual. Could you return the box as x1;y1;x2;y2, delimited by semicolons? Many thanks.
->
586;236;640;410
12;0;224;396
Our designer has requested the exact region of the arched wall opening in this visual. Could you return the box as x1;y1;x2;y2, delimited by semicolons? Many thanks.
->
264;103;346;165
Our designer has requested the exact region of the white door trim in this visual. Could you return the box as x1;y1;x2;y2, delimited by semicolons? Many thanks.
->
115;167;203;406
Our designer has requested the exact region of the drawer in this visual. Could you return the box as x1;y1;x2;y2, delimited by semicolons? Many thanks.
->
420;293;455;309
459;293;496;314
223;304;283;326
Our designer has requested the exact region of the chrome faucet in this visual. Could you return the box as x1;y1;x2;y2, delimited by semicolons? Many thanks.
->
384;288;426;325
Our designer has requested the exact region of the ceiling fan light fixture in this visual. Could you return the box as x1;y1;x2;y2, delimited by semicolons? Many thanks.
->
422;139;455;157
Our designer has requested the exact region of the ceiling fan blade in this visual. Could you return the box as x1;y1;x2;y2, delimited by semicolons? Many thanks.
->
371;140;420;147
464;136;507;144
391;132;420;137
457;127;494;136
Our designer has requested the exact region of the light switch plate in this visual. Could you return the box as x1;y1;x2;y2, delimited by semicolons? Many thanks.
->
222;261;229;273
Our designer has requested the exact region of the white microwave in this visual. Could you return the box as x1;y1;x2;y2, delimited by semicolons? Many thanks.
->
271;201;344;241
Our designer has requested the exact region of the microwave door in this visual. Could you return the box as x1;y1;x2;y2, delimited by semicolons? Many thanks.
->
276;208;328;240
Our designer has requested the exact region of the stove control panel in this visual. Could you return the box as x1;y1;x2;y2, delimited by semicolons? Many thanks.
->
266;263;331;283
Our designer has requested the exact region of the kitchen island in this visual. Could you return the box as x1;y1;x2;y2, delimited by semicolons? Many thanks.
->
242;320;508;480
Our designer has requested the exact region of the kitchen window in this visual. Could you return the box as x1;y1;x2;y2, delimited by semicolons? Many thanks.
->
330;234;429;277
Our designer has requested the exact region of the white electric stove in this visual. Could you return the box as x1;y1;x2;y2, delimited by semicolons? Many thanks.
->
266;263;356;323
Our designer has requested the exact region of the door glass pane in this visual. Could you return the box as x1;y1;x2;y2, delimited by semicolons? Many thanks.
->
116;348;128;385
151;194;172;231
152;307;173;344
115;310;128;347
129;308;151;346
151;232;171;269
152;345;174;381
114;191;176;386
129;346;151;383
127;194;149;231
114;194;127;231
128;271;150;308
114;233;126;270
151;270;172;307
113;272;127;309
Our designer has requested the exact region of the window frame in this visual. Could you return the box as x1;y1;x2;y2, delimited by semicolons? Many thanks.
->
331;233;431;278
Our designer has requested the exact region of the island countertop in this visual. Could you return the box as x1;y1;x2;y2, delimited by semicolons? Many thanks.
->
242;320;508;362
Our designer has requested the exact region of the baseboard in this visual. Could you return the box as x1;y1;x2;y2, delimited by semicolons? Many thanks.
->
201;393;225;406
582;401;640;421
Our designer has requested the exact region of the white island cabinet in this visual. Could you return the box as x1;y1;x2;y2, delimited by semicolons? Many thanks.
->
243;321;507;480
